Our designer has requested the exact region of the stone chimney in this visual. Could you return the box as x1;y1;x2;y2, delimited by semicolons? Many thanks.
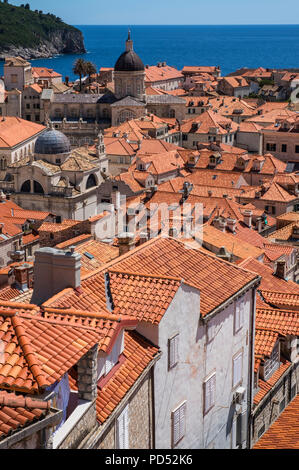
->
275;260;286;280
243;210;252;228
226;218;237;233
31;247;81;305
213;217;227;233
14;264;32;291
256;217;263;233
77;344;98;401
117;232;135;256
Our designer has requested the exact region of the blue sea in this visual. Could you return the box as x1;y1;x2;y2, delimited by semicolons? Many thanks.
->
1;25;299;79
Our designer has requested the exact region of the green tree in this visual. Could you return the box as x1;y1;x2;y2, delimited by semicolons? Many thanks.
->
85;61;97;81
73;58;86;91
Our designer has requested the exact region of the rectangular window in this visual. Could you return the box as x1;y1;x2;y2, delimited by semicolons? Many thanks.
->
172;401;186;447
116;405;129;449
204;373;216;414
279;398;286;413
105;345;119;376
264;342;279;381
295;145;299;154
281;144;287;152
234;299;244;334
266;143;277;152
233;351;243;388
168;334;179;369
258;424;265;438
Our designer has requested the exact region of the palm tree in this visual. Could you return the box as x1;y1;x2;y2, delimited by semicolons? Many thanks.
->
85;61;97;83
73;58;86;91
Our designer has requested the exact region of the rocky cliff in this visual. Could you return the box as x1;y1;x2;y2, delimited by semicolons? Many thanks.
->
0;2;86;59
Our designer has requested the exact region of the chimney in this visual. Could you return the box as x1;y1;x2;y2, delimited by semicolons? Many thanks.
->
213;217;227;233
243;210;252;228
139;232;148;245
117;232;135;256
275;260;286;280
256;217;263;233
14;264;31;291
31;247;81;305
226;218;237;233
217;246;231;262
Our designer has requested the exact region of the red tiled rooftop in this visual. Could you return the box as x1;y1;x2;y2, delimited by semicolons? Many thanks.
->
0;390;51;441
253;394;299;448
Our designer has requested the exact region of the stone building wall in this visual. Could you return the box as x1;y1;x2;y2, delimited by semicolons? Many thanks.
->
58;401;97;449
251;361;299;447
94;371;153;449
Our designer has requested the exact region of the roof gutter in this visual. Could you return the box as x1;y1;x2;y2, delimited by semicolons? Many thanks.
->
202;275;261;323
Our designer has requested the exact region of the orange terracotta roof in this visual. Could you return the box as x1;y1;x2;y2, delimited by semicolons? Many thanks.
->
145;65;183;83
253;358;292;406
0;117;45;148
255;329;279;358
0;286;24;302
0;306;120;394
108;270;181;324
32;67;62;78
181;110;239;135
74;240;119;276
255;307;299;336
0;390;51;441
55;234;92;249
96;331;158;424
253;394;299;448
202;225;264;260
240;257;299;294
22;233;39;245
260;290;299;310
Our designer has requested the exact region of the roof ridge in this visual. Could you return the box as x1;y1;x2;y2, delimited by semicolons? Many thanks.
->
43;307;122;322
107;269;182;282
11;315;48;390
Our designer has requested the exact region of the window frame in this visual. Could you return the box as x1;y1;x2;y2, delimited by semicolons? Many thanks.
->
203;372;216;415
168;333;179;370
232;350;243;389
171;401;186;448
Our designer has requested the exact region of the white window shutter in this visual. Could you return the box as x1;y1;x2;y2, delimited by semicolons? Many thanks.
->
169;334;179;369
179;402;186;441
204;374;216;413
233;352;242;387
117;406;129;449
173;408;180;446
172;401;186;446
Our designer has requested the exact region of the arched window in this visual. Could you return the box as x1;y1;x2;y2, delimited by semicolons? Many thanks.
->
118;109;136;124
33;181;44;194
169;109;176;118
21;180;31;193
86;174;97;189
0;158;6;170
20;180;44;194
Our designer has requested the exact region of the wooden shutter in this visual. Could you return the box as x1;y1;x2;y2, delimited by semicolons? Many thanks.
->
233;352;242;387
204;373;216;414
172;401;186;447
169;334;179;369
117;405;129;449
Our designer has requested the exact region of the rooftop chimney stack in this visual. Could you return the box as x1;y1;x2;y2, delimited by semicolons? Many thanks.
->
31;247;81;305
243;210;252;228
117;232;135;256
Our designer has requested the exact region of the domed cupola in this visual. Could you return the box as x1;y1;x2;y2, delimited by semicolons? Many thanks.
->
35;127;71;157
114;31;146;102
114;30;145;72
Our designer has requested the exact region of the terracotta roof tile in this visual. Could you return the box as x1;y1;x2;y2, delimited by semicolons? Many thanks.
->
253;394;299;448
0;390;51;441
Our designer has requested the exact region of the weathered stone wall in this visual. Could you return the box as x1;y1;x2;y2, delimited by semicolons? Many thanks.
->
251;361;298;447
77;345;98;401
39;219;92;247
94;372;153;449
58;401;97;449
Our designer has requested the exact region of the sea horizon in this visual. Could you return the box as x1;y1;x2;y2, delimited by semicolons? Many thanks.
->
1;24;299;79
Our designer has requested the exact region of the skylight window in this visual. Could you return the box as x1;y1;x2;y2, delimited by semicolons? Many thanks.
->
84;252;94;260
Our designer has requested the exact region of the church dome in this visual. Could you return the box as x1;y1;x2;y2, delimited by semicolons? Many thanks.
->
114;50;145;72
114;30;144;72
35;129;71;155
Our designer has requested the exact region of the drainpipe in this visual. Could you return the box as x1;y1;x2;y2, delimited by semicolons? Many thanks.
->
247;287;256;449
151;364;156;449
